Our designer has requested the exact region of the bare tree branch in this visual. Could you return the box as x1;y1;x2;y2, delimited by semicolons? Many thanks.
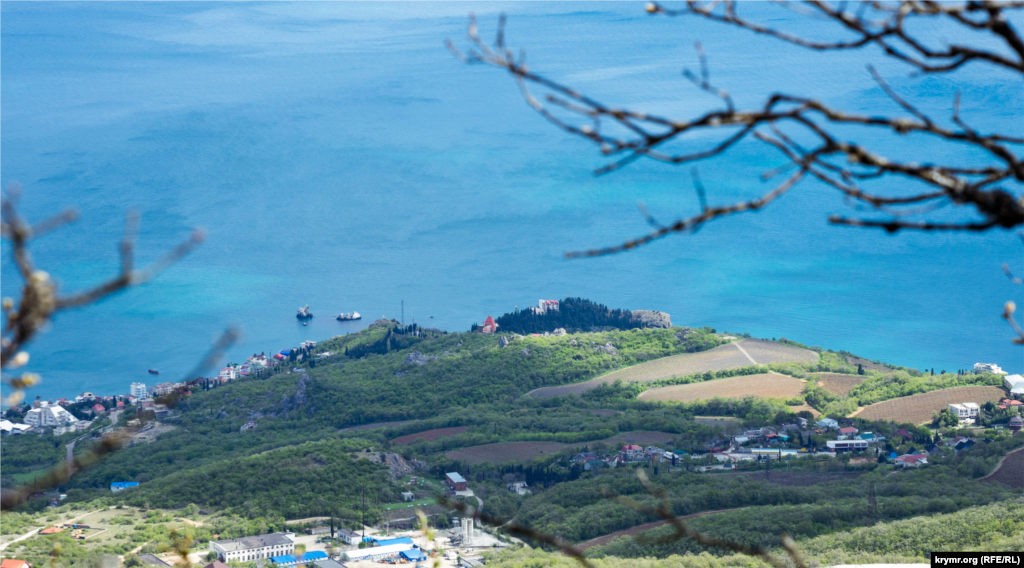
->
448;3;1024;257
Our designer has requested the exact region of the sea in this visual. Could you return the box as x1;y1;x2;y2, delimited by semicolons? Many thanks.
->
2;2;1023;401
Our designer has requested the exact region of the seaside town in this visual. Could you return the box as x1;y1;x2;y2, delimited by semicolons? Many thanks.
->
0;338;324;439
1;307;1023;568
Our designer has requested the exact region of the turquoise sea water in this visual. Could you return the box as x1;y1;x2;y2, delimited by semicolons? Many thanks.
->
2;2;1023;400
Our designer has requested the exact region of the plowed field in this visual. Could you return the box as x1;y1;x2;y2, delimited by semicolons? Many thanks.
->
981;447;1024;489
638;373;805;403
852;386;1006;424
528;339;817;398
391;427;468;446
814;373;865;397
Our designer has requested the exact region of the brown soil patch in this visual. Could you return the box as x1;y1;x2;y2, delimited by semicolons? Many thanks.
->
528;339;817;398
981;446;1024;489
787;403;821;417
854;386;1006;425
638;374;805;403
813;373;865;397
391;427;468;446
444;442;567;464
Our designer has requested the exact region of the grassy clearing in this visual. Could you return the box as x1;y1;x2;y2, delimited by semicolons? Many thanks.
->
10;469;50;484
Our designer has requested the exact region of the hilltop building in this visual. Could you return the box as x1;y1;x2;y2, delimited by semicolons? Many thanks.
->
208;532;295;563
480;316;499;334
532;299;560;314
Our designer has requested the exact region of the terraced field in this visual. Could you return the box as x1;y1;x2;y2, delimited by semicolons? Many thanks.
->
527;339;817;398
852;386;1006;424
638;373;806;403
981;447;1024;489
814;373;865;397
443;431;677;464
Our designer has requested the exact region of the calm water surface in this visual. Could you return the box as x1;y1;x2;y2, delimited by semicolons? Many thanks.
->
2;2;1022;399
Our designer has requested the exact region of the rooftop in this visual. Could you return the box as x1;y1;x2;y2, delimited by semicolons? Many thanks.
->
445;472;466;483
213;532;294;552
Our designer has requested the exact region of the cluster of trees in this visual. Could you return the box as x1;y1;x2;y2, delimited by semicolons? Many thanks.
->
493;298;642;334
343;323;444;360
106;438;396;522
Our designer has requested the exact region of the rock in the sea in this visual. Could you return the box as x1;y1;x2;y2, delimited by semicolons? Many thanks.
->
631;310;672;328
499;336;510;348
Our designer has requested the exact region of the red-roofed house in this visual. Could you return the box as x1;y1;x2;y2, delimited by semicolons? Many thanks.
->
838;427;859;438
480;316;499;334
894;429;912;439
116;401;125;409
2;559;31;568
621;444;644;461
895;454;928;467
92;404;106;414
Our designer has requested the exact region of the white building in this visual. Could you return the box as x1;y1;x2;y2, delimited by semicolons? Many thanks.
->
209;532;295;563
24;404;79;428
975;363;1008;375
827;440;869;452
532;299;560;314
948;402;980;423
130;382;148;399
0;420;32;435
340;543;414;562
1004;374;1024;391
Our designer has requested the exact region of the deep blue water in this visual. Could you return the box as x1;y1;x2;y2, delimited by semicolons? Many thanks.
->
3;2;1023;401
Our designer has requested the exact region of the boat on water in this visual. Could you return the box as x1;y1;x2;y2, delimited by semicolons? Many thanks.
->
296;305;313;320
337;311;362;321
148;369;160;375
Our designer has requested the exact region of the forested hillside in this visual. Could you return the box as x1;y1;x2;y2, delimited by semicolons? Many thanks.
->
114;438;395;522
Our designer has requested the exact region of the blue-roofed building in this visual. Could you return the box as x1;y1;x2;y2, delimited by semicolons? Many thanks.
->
110;482;140;492
371;537;413;547
268;551;328;566
400;549;426;562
